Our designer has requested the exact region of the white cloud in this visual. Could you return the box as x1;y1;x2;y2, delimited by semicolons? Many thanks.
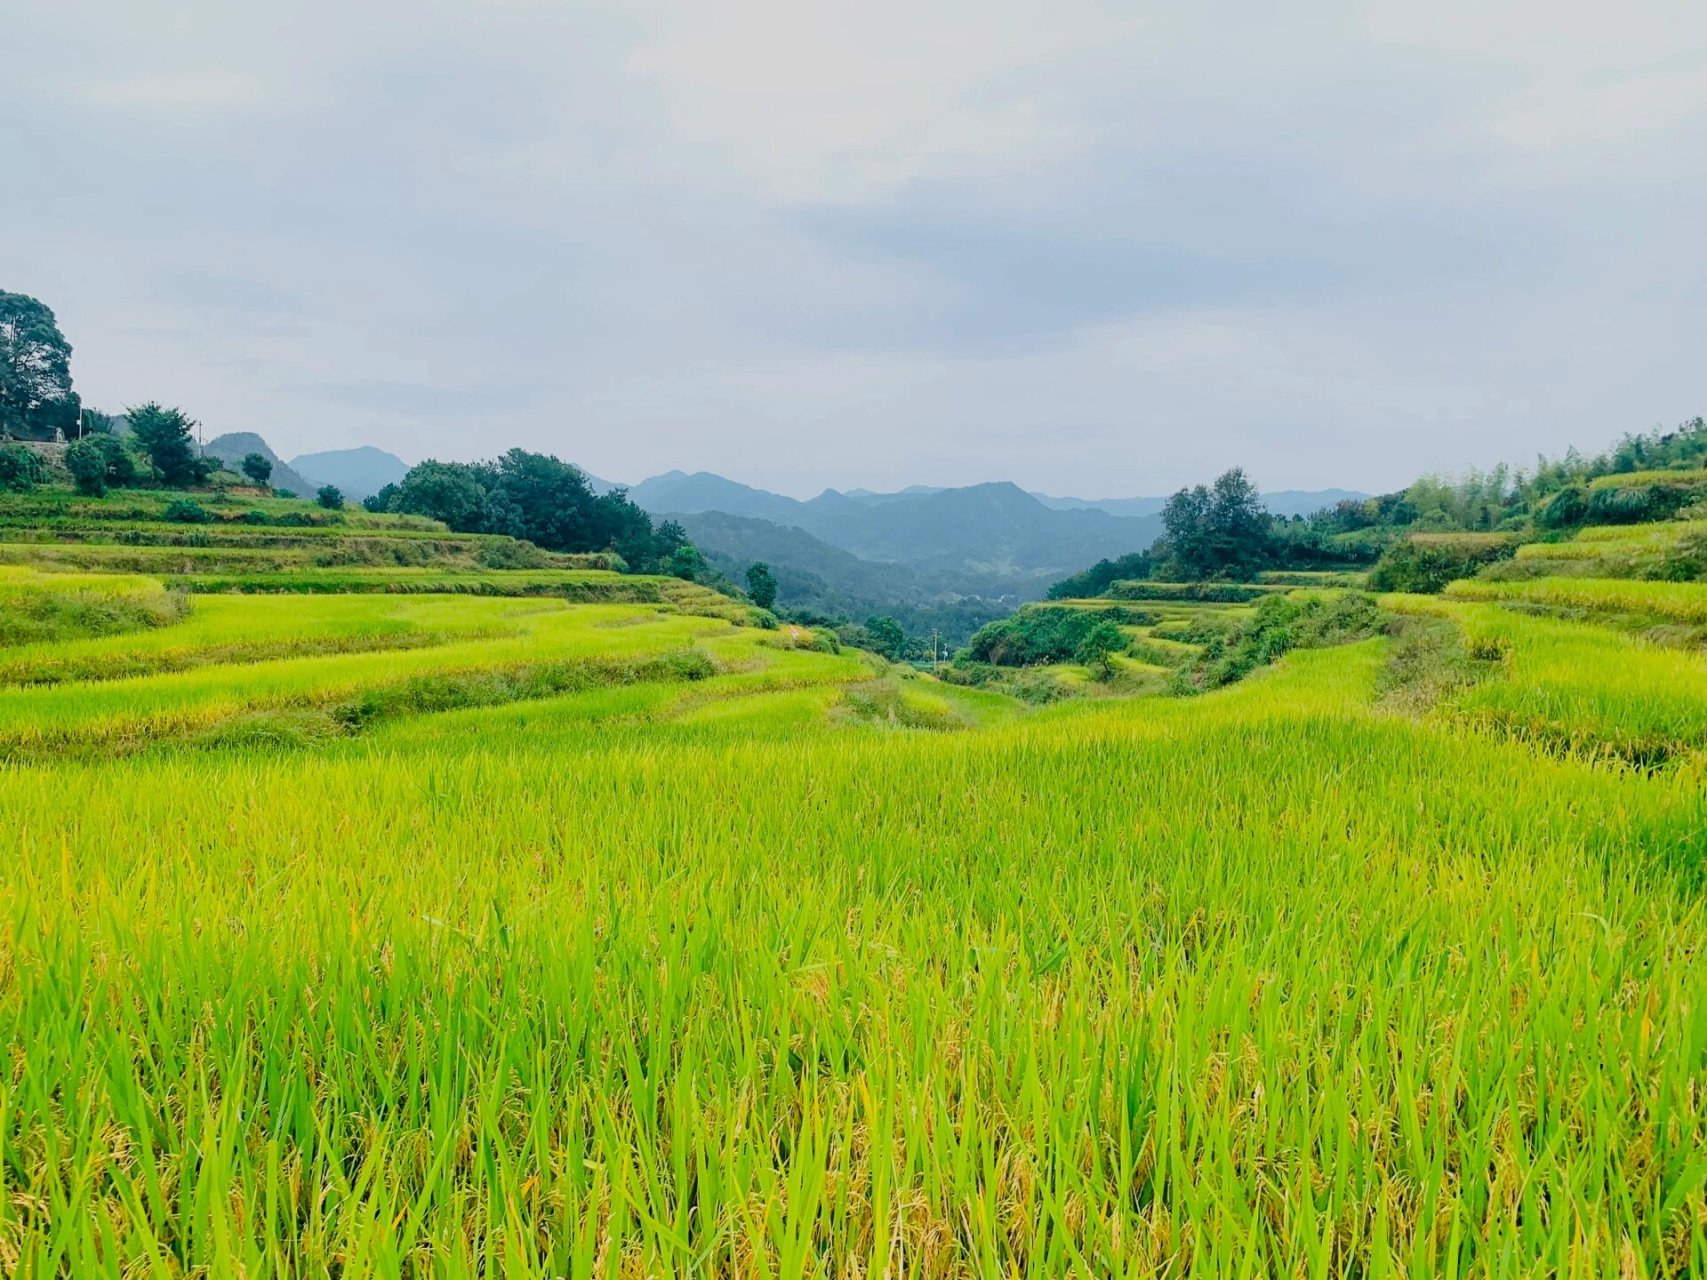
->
1;0;1704;493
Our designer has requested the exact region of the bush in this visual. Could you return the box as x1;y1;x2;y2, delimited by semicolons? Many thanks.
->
1367;535;1516;593
162;499;212;524
63;435;137;497
316;485;345;511
1175;592;1385;692
0;445;45;492
1106;580;1272;603
1535;486;1587;529
1582;481;1700;526
963;605;1134;667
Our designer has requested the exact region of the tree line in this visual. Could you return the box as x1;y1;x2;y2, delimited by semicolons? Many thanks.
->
1051;417;1707;595
364;453;701;576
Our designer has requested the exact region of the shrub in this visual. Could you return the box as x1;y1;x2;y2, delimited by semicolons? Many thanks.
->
162;499;212;524
1175;591;1385;692
1535;486;1587;529
964;605;1134;667
63;435;137;497
1367;535;1516;593
0;445;45;492
316;485;345;511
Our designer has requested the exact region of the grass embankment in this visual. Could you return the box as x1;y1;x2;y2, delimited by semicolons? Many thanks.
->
0;565;189;646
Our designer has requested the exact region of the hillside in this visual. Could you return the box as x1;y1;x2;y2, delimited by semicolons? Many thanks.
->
1034;487;1366;519
289;445;408;499
202;432;326;496
629;472;1165;610
672;510;1011;641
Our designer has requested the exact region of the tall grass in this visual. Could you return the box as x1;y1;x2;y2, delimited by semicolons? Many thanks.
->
1;647;1703;1275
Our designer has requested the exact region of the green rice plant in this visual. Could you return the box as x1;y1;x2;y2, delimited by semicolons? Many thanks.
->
0;566;189;646
1396;592;1707;768
1;641;1703;1275
1444;576;1707;624
0;595;546;687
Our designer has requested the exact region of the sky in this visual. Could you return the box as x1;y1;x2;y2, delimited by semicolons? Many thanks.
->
3;1;1704;498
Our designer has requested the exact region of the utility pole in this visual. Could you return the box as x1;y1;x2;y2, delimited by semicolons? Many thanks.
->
932;629;940;674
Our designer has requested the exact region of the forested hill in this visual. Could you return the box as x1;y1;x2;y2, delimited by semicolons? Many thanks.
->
629;473;1164;581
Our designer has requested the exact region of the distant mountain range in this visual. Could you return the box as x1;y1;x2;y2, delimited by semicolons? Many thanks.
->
199;435;1362;636
203;433;328;499
290;447;409;500
621;471;1365;628
203;436;412;501
1032;488;1366;520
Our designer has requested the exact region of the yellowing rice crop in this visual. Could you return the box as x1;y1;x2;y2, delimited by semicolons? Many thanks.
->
1445;575;1707;624
2;507;1706;1276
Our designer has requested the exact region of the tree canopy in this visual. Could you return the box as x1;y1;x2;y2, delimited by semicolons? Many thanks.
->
381;449;697;573
127;403;217;488
745;561;777;610
241;453;273;487
0;291;79;442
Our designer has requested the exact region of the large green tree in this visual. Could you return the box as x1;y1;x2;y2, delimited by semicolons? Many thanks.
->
745;561;778;610
126;403;214;487
386;450;700;574
1159;467;1272;579
0;292;79;442
64;435;137;496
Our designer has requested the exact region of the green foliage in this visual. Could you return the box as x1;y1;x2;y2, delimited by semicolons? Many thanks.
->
316;484;345;510
78;407;116;436
1073;618;1129;675
1047;549;1153;599
387;452;690;573
1175;591;1385;692
0;444;45;492
1535;484;1586;529
162;499;212;524
1367;534;1517;593
362;482;399;513
126;403;216;487
666;543;705;581
0;290;78;441
64;434;136;497
1106;580;1274;603
860;615;907;660
240;452;273;487
0;569;190;646
745;560;778;609
1156;467;1271;580
964;604;1136;667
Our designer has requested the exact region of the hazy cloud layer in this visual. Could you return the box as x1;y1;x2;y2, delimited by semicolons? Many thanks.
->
4;1;1703;495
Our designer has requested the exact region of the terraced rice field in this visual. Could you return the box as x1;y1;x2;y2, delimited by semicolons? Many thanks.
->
1;494;1705;1276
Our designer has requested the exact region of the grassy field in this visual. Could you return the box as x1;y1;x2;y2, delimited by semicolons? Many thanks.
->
1;491;1705;1276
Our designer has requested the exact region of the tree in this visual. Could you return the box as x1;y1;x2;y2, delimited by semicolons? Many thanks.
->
0;292;78;441
666;544;705;581
863;616;907;661
127;403;212;487
66;436;134;496
362;482;400;514
746;561;778;610
392;461;488;530
1158;467;1272;580
241;453;273;488
1074;618;1129;677
0;444;44;492
316;485;345;510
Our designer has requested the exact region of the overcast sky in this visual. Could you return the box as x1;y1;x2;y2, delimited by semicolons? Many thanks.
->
4;2;1704;497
